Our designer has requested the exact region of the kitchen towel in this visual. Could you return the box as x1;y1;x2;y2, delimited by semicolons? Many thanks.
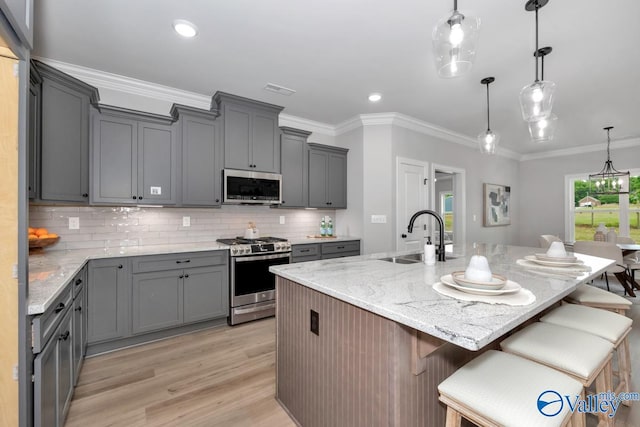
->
432;282;536;306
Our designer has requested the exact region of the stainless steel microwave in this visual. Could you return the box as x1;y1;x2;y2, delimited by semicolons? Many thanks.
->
223;169;282;205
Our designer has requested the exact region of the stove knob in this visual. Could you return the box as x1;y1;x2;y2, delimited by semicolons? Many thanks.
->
244;247;250;254
231;248;238;255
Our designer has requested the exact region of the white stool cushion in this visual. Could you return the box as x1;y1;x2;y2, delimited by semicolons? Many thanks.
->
541;303;632;344
500;323;613;381
565;284;632;308
438;350;582;427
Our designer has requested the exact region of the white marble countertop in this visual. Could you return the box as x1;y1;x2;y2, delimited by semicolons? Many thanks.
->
28;242;229;315
269;243;614;351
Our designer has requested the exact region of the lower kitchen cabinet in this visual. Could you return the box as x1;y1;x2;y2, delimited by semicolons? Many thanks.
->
87;258;129;344
291;240;360;263
71;269;87;385
183;265;228;323
33;308;73;427
132;271;182;334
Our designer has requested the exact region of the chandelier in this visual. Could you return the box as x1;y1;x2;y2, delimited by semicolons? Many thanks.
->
588;127;630;195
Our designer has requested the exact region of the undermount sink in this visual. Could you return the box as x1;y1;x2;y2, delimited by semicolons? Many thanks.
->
379;251;460;264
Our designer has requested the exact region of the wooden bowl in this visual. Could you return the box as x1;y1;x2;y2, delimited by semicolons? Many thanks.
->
29;236;60;250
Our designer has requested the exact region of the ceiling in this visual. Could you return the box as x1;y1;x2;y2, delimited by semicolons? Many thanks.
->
32;0;640;155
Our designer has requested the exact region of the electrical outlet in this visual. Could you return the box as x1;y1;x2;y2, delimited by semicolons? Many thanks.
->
69;217;80;229
12;264;18;279
12;364;18;381
279;215;285;225
182;216;191;227
371;215;387;224
310;310;319;335
473;214;477;222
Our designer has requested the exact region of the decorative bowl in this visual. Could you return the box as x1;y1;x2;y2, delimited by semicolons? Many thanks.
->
451;271;507;290
29;236;60;250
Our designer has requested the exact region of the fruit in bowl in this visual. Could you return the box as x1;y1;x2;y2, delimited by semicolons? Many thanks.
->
28;227;60;250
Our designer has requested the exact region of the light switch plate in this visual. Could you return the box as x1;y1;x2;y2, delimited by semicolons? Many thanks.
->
182;216;191;227
279;215;285;225
150;186;162;195
371;215;387;224
69;217;80;229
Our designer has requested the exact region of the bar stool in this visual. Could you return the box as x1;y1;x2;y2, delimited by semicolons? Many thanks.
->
564;284;632;316
500;322;614;426
540;303;633;403
438;350;584;427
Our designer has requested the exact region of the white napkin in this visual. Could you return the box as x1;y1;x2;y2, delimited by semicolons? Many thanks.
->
432;282;536;306
516;259;591;278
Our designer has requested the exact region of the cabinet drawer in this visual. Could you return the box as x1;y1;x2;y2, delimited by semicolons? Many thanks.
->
321;241;360;256
71;268;86;298
321;251;360;260
131;251;227;273
292;244;320;258
291;254;322;263
32;285;73;354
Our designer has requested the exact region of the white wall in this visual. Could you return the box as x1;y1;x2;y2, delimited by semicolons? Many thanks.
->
518;144;640;247
335;127;364;240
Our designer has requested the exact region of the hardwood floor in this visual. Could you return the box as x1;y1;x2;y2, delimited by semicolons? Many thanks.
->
65;318;295;427
66;277;640;426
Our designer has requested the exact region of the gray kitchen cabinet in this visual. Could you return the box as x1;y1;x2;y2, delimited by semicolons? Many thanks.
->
33;60;99;203
33;308;73;427
0;0;33;48
279;127;311;208
307;143;348;209
28;63;41;199
170;104;222;206
87;258;130;344
92;106;177;205
291;240;360;263
183;265;228;323
71;268;86;385
212;91;283;173
291;243;321;263
132;271;182;335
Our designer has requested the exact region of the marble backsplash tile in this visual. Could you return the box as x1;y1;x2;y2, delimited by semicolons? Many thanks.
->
29;205;336;250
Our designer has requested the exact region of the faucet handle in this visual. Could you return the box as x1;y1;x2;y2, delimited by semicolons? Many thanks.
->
401;234;407;238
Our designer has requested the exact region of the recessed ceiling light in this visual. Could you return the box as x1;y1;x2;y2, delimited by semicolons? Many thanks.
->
368;93;382;102
173;19;198;38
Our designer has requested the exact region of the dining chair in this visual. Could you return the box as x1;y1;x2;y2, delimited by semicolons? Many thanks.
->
538;234;562;249
617;236;640;280
573;240;637;297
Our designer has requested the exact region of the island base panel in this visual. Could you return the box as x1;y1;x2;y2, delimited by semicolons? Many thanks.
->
276;277;482;427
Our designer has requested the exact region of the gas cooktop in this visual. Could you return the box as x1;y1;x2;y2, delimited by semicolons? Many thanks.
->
216;236;291;256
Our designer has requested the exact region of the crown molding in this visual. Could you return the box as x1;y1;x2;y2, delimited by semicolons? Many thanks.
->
33;56;212;110
278;114;336;136
520;136;640;161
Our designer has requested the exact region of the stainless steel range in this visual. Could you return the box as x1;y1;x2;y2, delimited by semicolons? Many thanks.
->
216;236;291;325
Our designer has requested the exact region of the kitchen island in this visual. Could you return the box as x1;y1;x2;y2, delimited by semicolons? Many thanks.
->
269;243;613;427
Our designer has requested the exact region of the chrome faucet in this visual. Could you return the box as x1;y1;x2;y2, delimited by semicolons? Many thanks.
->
406;210;446;261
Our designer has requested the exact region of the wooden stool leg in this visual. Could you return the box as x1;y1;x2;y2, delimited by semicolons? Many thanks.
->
567;390;586;427
618;338;632;406
445;406;462;427
595;361;615;427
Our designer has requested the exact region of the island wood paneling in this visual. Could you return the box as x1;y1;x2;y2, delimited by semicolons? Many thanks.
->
276;277;484;427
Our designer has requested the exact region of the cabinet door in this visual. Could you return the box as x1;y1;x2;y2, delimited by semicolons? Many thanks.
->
183;265;228;324
33;333;57;427
132;271;183;334
28;80;39;199
40;79;90;202
57;310;74;427
252;111;280;173
327;152;347;208
72;285;85;385
181;116;221;206
138;122;177;204
87;259;129;343
280;134;307;207
92;114;138;204
223;104;252;170
308;149;329;208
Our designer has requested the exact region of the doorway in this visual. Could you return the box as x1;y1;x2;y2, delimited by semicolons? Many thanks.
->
431;164;466;247
395;157;429;251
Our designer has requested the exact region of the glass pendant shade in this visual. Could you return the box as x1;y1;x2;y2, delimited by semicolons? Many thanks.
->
432;10;480;78
528;113;558;143
588;126;630;195
519;80;556;121
477;130;499;154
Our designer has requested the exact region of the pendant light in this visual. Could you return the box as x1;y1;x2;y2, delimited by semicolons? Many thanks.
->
432;0;480;78
527;46;558;142
519;0;556;121
478;77;499;154
588;127;630;195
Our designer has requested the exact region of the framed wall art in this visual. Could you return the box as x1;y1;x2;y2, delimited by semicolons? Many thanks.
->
483;183;511;227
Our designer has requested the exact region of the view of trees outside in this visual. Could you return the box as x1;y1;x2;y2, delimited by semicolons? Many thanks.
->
573;176;640;241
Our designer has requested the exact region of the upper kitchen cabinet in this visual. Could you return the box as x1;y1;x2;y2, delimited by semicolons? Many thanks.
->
279;127;311;208
170;104;222;206
32;60;100;203
92;106;177;205
307;143;348;209
28;62;40;199
212;91;283;174
0;0;33;48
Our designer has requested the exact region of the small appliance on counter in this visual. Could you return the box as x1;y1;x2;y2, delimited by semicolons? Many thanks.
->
216;236;291;325
244;221;259;239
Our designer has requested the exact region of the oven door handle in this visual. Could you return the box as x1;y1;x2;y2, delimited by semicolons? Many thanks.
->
234;302;276;314
233;252;291;263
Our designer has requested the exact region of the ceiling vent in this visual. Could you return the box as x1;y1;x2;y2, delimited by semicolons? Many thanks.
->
263;83;296;96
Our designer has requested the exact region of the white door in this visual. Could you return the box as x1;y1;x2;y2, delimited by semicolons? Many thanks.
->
396;157;429;251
